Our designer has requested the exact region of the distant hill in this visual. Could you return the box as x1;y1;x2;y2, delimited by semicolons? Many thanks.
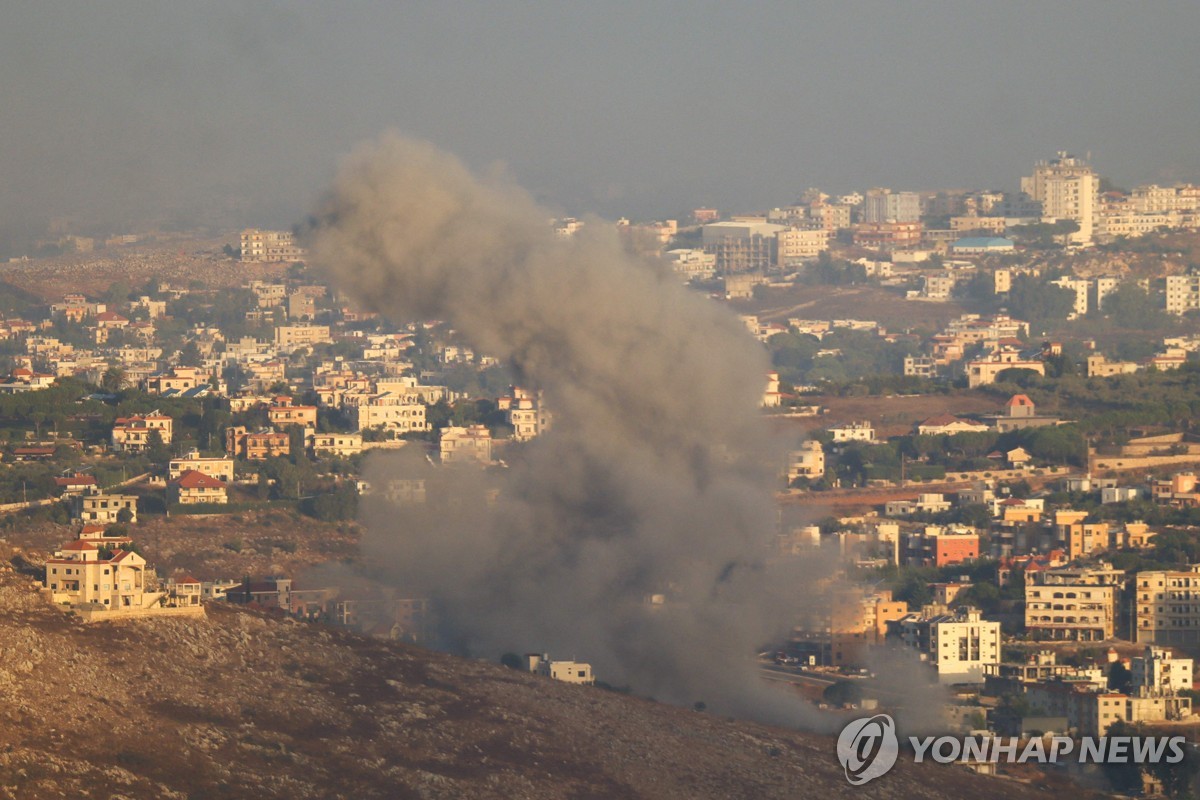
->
0;550;1071;799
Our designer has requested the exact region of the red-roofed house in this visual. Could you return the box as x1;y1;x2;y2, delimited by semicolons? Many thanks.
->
167;470;228;505
94;311;129;328
166;575;203;606
44;541;159;610
54;473;97;496
1006;394;1037;418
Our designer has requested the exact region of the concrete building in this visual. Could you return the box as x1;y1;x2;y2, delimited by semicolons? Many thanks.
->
1051;276;1090;318
440;425;493;464
1136;566;1200;646
853;221;923;250
111;413;173;453
168;451;234;483
904;356;938;379
274;324;331;349
71;491;138;525
350;394;428;434
863;189;921;224
828;421;874;443
1166;274;1200;315
785;440;825;484
663;248;716;281
902;526;980;568
950;237;1015;255
966;348;1045;388
1021;153;1099;244
1025;683;1192;737
500;387;552;441
45;541;160;611
308;433;364;458
893;607;1000;684
240;229;305;263
776;227;830;265
268;396;318;428
1131;646;1194;696
167;470;229;505
701;220;784;273
526;653;595;685
1025;566;1120;641
226;426;290;460
1086;354;1140;377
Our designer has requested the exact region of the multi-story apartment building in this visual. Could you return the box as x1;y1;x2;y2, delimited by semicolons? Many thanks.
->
1136;566;1200;646
852;221;923;250
862;189;921;224
893;607;1000;684
274;324;331;349
901;526;979;567
1166;275;1200;315
776;227;830;265
1025;565;1122;641
1021;152;1098;244
701;220;783;273
239;229;305;263
1050;276;1090;318
349;394;428;434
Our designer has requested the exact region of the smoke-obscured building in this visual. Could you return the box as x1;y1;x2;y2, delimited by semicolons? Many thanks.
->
240;229;306;263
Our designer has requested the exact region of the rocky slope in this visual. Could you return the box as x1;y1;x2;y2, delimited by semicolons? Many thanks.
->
0;551;1073;800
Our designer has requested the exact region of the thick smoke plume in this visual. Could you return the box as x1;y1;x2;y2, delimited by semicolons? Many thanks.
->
308;134;835;726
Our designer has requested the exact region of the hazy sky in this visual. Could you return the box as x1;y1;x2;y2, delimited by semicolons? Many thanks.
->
2;1;1199;238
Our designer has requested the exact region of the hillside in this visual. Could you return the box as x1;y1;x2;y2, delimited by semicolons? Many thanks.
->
0;549;1072;800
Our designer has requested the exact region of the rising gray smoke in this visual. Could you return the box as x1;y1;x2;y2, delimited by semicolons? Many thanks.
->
307;134;837;727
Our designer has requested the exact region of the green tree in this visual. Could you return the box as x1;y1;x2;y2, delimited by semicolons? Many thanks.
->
100;366;128;393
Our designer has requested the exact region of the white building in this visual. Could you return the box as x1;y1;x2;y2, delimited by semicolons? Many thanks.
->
1051;277;1090;319
828;421;875;443
1166;275;1200;315
1021;152;1099;244
1131;647;1194;696
895;607;1001;684
786;441;825;484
